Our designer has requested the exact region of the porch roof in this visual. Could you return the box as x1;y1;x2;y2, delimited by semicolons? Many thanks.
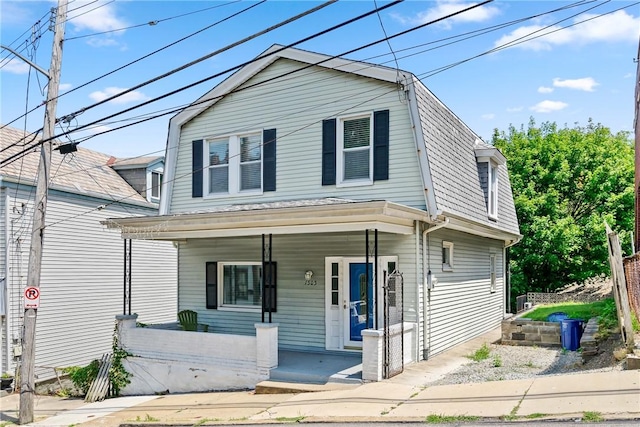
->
103;198;429;240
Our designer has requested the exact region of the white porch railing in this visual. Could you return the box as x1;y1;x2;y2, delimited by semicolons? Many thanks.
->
115;315;278;394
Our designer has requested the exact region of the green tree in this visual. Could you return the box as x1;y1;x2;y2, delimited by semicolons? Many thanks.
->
492;119;634;298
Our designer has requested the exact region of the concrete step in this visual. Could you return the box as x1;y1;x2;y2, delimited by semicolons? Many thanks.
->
254;380;360;394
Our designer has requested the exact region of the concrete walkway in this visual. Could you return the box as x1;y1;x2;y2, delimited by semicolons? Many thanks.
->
2;327;639;426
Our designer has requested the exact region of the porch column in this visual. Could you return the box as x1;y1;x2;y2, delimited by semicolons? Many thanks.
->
362;329;383;381
255;323;278;370
115;313;138;350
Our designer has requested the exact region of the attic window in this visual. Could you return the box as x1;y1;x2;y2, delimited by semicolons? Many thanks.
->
474;143;505;220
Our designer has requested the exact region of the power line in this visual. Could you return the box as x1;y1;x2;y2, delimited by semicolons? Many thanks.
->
0;0;597;164
0;0;394;160
1;0;267;131
65;0;241;41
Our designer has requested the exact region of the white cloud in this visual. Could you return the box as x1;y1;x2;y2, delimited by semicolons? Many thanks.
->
552;77;599;92
494;10;640;51
392;0;500;29
68;0;127;32
538;86;554;94
87;38;120;48
530;100;568;113
624;73;633;79
506;106;524;113
0;58;30;74
89;87;150;105
481;113;495;120
59;83;73;91
0;3;32;26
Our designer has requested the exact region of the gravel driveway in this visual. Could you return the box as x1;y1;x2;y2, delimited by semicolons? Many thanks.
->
432;336;625;386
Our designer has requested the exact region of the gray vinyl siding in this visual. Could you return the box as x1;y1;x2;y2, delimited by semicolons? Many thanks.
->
178;231;418;352
424;228;505;357
2;185;177;380
414;82;520;235
1;186;6;375
170;58;425;213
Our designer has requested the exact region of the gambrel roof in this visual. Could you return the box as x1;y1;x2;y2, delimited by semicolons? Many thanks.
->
161;45;519;240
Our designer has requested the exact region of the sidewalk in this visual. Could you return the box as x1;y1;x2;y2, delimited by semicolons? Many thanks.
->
2;327;639;426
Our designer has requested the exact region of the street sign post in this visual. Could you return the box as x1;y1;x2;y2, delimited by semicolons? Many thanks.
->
24;287;40;309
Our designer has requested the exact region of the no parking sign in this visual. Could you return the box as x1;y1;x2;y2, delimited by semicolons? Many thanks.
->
24;286;40;309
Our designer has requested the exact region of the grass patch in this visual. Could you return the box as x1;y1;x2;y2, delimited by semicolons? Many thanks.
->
425;414;479;423
521;299;611;322
275;416;305;422
582;411;603;422
467;343;491;362
492;354;502;367
193;418;218;426
525;413;547;419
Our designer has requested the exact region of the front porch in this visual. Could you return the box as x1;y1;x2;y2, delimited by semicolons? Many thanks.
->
115;314;416;395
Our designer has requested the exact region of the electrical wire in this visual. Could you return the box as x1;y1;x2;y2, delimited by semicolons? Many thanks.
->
0;0;391;156
1;0;268;131
0;0;597;161
65;0;241;41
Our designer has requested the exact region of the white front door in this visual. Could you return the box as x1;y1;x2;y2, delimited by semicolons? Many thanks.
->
325;256;398;351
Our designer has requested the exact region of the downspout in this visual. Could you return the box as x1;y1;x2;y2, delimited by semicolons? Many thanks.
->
421;217;449;359
414;221;420;362
503;238;521;315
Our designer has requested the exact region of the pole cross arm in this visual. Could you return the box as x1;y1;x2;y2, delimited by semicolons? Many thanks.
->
0;44;49;78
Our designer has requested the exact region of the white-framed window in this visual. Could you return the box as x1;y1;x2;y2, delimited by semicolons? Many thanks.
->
488;163;498;219
490;253;497;292
337;113;373;186
442;241;454;271
206;133;262;196
218;262;262;310
145;167;163;203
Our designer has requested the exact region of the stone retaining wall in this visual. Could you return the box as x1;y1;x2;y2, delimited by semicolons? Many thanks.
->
580;317;599;362
501;318;561;347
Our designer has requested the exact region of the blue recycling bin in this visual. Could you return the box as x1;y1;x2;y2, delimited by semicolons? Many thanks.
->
560;319;582;351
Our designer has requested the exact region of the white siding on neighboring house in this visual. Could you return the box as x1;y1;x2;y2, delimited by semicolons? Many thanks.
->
170;58;425;213
178;231;419;352
3;187;177;380
424;228;504;357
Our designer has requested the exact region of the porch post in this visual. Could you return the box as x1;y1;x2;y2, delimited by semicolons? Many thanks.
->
255;323;278;371
362;329;383;381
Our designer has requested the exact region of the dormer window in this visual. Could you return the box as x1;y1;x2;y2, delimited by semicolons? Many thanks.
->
150;170;162;201
474;141;506;220
488;163;498;219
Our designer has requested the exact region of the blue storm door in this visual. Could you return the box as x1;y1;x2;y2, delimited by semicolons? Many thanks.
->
349;263;374;342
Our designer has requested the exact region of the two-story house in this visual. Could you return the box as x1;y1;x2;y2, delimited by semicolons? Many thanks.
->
106;45;520;393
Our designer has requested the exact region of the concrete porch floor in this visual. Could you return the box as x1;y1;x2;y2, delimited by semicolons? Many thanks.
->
267;350;363;387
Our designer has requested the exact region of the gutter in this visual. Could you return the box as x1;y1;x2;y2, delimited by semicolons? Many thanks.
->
2;178;10;375
421;217;449;359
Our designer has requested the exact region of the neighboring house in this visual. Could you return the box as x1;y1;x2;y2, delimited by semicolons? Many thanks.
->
111;156;164;204
0;125;177;382
106;45;521;392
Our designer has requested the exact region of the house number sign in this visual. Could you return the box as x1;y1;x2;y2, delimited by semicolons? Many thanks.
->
24;286;40;309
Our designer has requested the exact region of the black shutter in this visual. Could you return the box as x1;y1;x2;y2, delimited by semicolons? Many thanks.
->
373;110;389;181
205;262;217;309
263;262;277;312
192;139;204;197
263;128;276;191
322;119;336;186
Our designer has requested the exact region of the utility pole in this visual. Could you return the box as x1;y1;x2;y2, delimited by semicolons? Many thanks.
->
19;0;67;424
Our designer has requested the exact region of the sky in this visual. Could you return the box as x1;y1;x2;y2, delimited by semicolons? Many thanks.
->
1;0;639;159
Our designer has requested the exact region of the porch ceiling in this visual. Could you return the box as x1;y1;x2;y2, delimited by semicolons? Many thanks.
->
103;199;429;240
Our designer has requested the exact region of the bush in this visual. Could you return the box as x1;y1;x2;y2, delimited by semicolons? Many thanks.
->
62;359;100;395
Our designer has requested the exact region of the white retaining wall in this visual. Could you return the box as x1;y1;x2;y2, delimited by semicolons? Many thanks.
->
116;315;278;394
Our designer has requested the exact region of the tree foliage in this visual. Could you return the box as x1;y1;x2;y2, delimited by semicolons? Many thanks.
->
492;119;634;297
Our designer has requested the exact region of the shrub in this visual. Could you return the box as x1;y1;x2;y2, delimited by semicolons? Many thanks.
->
62;359;100;395
467;343;491;362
